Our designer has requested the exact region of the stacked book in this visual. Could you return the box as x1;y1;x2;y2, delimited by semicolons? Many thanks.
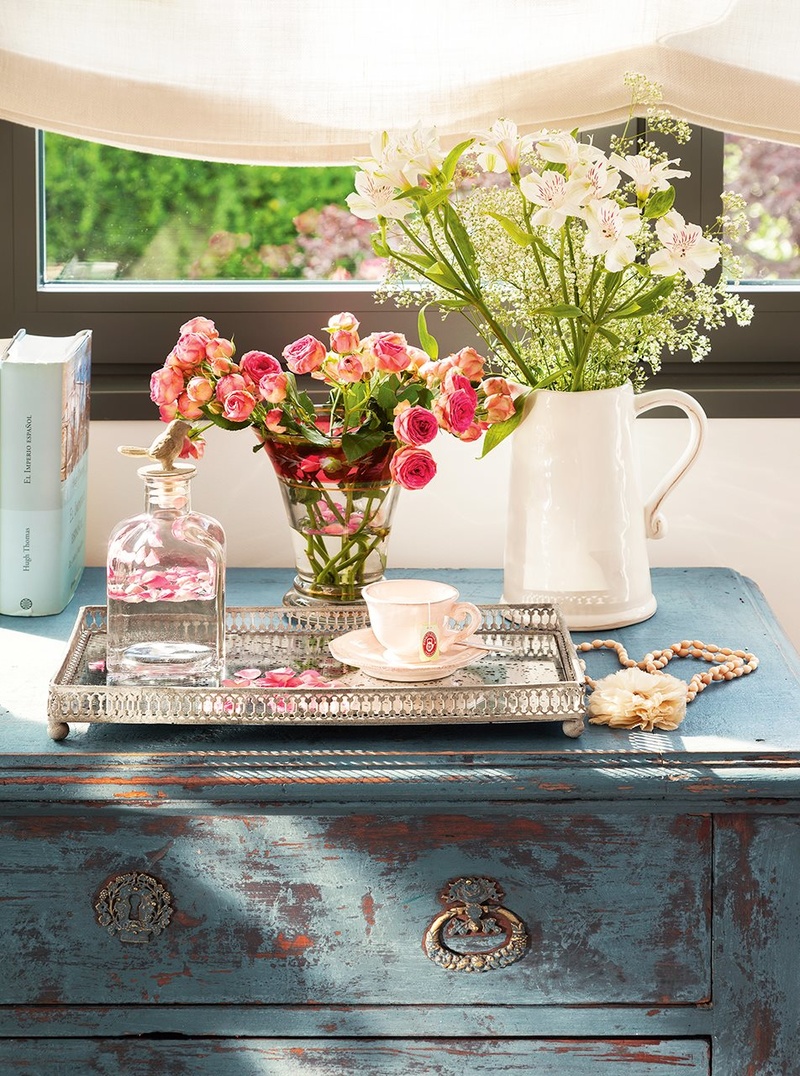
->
0;330;92;616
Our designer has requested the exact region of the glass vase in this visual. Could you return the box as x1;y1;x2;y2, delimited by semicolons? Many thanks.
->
106;462;226;685
262;422;399;606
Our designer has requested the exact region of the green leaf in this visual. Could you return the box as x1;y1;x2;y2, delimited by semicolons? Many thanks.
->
485;210;533;248
612;277;677;318
392;185;450;217
417;307;439;360
425;262;463;290
296;391;317;419
200;405;251;432
436;298;469;311
643;185;676;219
597;326;622;348
292;421;329;446
531;234;560;260
374;380;399;412
478;395;528;457
420;188;453;214
371;233;390;258
534;303;585;319
441;138;474;183
342;427;386;464
442;202;478;276
603;271;622;295
399;250;437;272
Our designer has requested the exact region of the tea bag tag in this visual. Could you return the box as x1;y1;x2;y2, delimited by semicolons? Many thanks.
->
419;624;440;662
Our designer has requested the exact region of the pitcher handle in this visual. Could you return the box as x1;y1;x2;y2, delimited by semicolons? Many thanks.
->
633;388;707;539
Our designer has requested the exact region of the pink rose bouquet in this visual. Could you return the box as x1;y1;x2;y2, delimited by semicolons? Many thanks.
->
150;313;513;601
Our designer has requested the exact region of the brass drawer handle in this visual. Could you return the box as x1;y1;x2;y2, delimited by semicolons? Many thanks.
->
423;877;528;972
95;871;173;944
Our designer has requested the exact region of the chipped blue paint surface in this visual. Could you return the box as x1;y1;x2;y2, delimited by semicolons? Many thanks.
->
0;568;798;1071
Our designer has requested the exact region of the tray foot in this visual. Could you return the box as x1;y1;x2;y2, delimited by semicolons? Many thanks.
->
562;717;585;738
49;721;70;741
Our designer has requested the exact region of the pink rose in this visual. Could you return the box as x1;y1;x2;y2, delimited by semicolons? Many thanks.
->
329;329;360;355
434;388;478;434
215;373;255;421
443;369;477;397
481;376;513;397
179;435;206;460
209;356;236;376
221;390;256;422
215;373;248;403
327;311;359;333
333;354;365;382
484;393;516;423
205;336;235;360
389;445;437;490
180;316;218;338
459;421;485;443
175;392;204;420
150;366;184;406
185;376;214;404
363;331;411;373
418;358;443;387
258;371;289;403
264;409;287;434
282;335;327;374
393;405;439;446
451;347;486;381
174;333;208;367
405;345;431;371
240;350;282;385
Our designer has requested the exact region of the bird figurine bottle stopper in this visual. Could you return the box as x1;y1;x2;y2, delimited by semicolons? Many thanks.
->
117;419;193;472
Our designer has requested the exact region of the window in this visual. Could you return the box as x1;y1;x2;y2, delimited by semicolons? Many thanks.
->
40;132;384;284
2;120;799;419
723;133;800;283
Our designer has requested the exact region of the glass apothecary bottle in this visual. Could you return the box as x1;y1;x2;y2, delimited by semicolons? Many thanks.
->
106;426;226;686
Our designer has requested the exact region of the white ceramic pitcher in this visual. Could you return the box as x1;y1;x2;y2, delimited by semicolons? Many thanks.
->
502;382;707;629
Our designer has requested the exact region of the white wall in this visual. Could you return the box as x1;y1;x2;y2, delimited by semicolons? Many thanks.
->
88;417;800;651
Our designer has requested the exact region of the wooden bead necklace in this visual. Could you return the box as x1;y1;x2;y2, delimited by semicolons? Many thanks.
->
577;638;759;702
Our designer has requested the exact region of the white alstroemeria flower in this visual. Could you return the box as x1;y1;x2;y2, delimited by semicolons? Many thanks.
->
356;125;445;190
572;157;621;203
582;200;641;271
473;119;533;174
610;153;691;202
536;131;605;174
648;211;721;284
397;124;446;183
519;169;589;228
346;171;413;221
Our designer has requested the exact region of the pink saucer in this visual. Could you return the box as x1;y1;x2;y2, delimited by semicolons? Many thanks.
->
328;627;484;682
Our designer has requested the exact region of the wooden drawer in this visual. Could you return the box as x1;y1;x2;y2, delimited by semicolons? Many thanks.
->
0;808;710;1006
0;1038;711;1074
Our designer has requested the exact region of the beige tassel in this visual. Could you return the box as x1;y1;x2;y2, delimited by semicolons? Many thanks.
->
587;666;688;732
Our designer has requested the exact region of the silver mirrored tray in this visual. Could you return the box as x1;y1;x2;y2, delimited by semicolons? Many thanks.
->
47;604;586;740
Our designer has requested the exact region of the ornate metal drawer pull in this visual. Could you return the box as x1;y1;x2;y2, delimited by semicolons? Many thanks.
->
95;871;173;944
423;877;528;972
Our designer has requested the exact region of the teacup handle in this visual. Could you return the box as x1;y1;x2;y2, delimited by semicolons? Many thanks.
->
633;388;707;540
441;602;483;653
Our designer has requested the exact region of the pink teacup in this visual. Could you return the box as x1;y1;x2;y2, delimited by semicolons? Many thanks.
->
362;579;482;664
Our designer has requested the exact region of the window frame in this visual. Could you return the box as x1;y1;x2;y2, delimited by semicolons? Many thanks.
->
2;120;799;419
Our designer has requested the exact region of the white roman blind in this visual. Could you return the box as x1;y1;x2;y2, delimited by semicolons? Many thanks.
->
1;0;799;163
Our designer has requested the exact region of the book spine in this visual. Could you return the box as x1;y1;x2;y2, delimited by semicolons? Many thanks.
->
0;348;89;617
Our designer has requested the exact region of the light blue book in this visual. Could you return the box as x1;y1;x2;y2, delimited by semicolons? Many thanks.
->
0;330;92;616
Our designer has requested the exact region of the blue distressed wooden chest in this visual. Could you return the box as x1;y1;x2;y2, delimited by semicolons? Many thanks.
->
1;567;798;1074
